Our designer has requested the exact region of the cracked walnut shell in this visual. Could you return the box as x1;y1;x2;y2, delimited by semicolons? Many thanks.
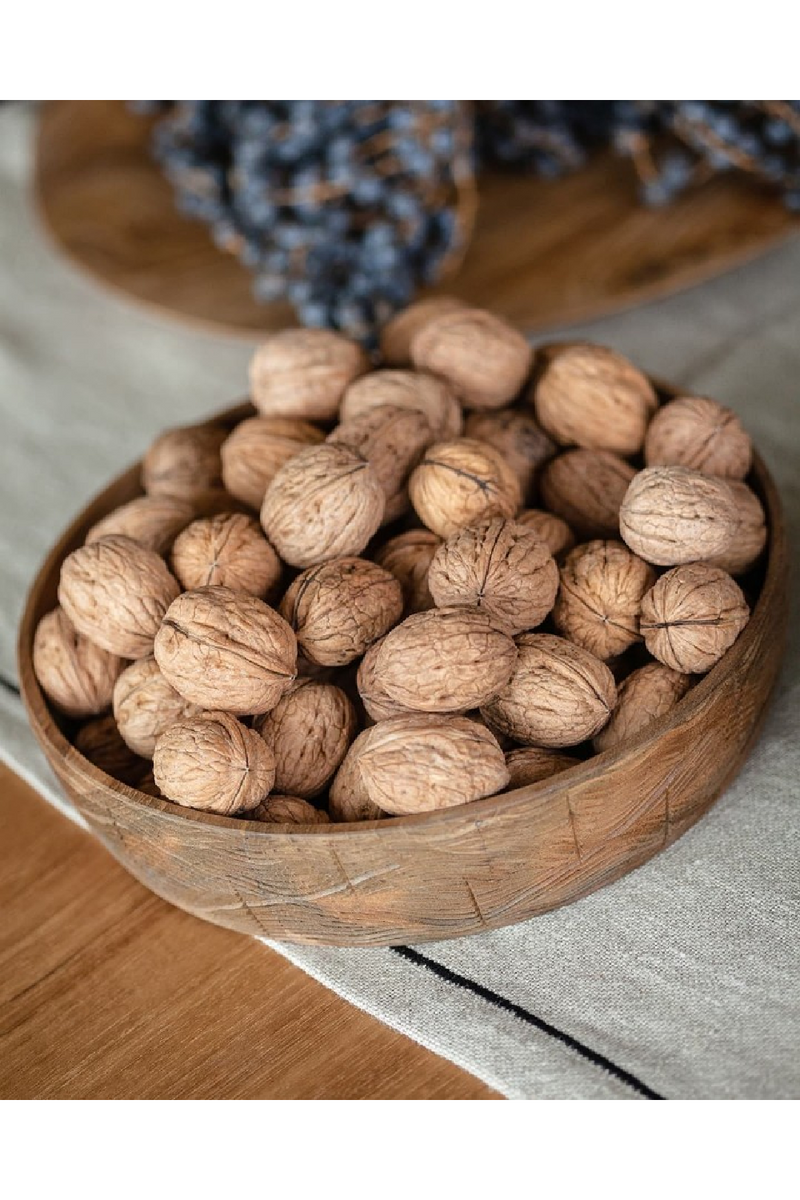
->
260;442;384;568
482;633;616;748
154;586;297;715
540;449;635;539
280;557;402;667
142;424;226;501
464;409;555;499
340;369;462;439
644;395;752;480
33;606;124;719
533;342;657;456
427;518;558;636
171;513;281;598
58;535;180;659
250;796;330;824
153;711;275;814
552;540;656;661
221;416;325;511
593;663;692;753
411;307;533;411
249;328;368;421
253;679;357;798
409;438;521;539
640;563;750;674
113;657;201;758
86;495;195;556
619;466;738;566
373;529;440;616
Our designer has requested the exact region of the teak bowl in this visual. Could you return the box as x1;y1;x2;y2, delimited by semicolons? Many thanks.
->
18;395;788;947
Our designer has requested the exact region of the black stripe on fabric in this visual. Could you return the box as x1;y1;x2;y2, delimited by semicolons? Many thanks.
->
0;674;20;696
391;945;663;1100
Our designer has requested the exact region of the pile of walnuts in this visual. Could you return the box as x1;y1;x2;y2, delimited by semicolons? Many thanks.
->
33;299;763;824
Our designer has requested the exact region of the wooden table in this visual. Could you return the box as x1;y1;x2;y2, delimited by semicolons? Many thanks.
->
0;762;498;1098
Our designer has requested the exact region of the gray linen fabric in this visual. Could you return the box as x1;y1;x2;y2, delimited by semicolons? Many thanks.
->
1;105;798;1099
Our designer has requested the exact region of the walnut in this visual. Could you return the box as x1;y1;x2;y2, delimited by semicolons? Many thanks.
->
154;585;297;714
373;529;440;616
540;449;635;539
249;328;368;421
532;342;657;456
58;535;180;659
74;713;148;785
379;295;466;366
427;518;558;636
153;711;275;814
593;663;692;753
170;513;281;598
340;369;462;439
464;410;555;500
113;657;201;758
552;540;656;661
356;639;418;723
142;424;226;501
279;558;402;667
409;438;522;538
515;509;576;559
328;737;385;822
481;633;616;748
253;679;357;798
250;795;330;824
708;481;767;575
328;404;433;516
364;606;517;714
330;714;508;816
640;563;750;673
619;466;738;566
505;746;580;788
644;395;752;479
86;495;195;556
411;307;534;410
33;607;124;718
260;443;385;568
220;416;325;511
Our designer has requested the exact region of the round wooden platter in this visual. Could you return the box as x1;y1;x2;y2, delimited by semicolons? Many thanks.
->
35;101;800;341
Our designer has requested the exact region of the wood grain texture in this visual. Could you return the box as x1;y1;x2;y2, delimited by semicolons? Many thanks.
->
17;389;789;949
0;762;498;1099
35;102;799;340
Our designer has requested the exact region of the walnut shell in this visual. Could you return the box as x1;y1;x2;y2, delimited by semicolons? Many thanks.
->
644;395;752;480
640;563;750;673
170;513;281;598
249;328;368;421
619;466;738;566
220;416;325;511
113;657;202;758
552;540;656;661
379;295;466;366
373;529;441;616
328;738;385;822
280;557;403;667
427;518;558;636
86;495;195;556
142;424;226;501
58;535;180;659
539;449;635;539
33;607;124;718
250;796;330;824
253;679;357;798
708;481;767;575
74;713;148;785
154;586;297;714
356;639;418;723
532;342;657;456
505;746;580;788
328;404;433;508
409;437;522;538
411;307;534;411
481;633;616;748
365;607;517;714
340;370;462;439
515;509;576;559
153;711;275;814
332;714;509;816
260;442;385;568
464;410;556;499
593;663;693;753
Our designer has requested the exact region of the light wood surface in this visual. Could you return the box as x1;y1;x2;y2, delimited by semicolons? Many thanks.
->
35;102;799;340
0;761;498;1099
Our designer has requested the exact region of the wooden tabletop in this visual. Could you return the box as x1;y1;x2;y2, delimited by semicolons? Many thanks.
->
0;761;498;1099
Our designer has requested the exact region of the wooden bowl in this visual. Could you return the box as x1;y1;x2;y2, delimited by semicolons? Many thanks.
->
18;397;789;947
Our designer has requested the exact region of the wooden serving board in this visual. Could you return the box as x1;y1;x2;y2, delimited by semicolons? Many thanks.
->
35;101;799;341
